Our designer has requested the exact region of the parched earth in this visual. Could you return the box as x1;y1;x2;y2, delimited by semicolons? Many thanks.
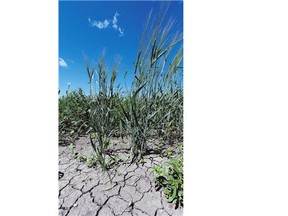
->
59;136;183;216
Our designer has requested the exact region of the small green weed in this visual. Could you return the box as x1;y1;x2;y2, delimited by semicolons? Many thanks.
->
77;153;86;162
86;155;95;167
139;158;146;165
69;143;75;157
152;155;183;209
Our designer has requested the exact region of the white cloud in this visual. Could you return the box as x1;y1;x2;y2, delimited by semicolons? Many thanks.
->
118;27;124;36
91;19;110;29
59;58;68;67
112;12;119;30
89;12;124;36
112;12;124;36
88;16;110;29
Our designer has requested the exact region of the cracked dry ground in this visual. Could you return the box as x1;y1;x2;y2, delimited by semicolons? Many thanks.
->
59;136;183;216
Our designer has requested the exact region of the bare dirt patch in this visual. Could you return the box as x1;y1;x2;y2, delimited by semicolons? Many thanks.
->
59;135;183;216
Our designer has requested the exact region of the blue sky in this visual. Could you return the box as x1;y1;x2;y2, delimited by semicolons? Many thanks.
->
59;0;183;96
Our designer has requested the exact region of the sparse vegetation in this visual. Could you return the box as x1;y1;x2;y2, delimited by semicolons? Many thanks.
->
59;7;183;208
